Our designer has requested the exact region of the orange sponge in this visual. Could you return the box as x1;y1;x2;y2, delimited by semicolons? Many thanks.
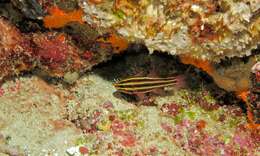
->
179;55;214;75
43;6;84;29
237;91;260;130
97;33;128;54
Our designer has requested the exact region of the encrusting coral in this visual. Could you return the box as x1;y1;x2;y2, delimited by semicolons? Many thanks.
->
79;0;260;62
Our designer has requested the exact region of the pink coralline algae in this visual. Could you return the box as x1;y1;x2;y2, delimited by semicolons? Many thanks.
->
111;119;126;133
76;110;103;134
160;103;180;117
0;88;5;97
195;95;220;111
82;50;93;60
232;126;259;155
161;122;173;133
118;131;136;147
161;120;259;156
111;119;136;147
102;101;114;110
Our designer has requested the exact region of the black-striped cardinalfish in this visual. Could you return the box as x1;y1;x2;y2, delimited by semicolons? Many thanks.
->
113;75;186;95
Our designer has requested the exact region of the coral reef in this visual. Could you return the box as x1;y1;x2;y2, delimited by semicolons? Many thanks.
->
0;0;259;140
79;0;260;61
1;0;259;88
0;45;259;155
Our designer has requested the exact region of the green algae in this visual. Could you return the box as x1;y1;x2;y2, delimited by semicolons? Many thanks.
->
114;9;126;19
116;109;138;121
75;137;88;146
173;106;201;124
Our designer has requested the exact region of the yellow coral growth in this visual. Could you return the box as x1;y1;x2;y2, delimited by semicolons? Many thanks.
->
250;18;260;38
43;6;84;29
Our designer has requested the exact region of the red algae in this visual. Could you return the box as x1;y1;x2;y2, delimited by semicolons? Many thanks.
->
231;126;258;155
79;146;88;154
174;121;224;155
82;50;93;60
31;32;85;77
161;123;173;133
111;118;136;147
161;103;180;117
102;101;114;109
196;120;206;130
111;119;126;134
195;95;220;111
0;88;5;97
160;119;259;156
76;110;103;134
119;131;136;147
36;34;68;63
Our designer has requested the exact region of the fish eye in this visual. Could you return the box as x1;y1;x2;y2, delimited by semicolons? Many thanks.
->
112;78;120;82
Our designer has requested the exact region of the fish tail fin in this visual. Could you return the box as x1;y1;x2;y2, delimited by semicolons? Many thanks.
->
174;75;187;89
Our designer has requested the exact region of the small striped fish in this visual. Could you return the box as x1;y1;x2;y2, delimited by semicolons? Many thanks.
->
113;76;185;95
